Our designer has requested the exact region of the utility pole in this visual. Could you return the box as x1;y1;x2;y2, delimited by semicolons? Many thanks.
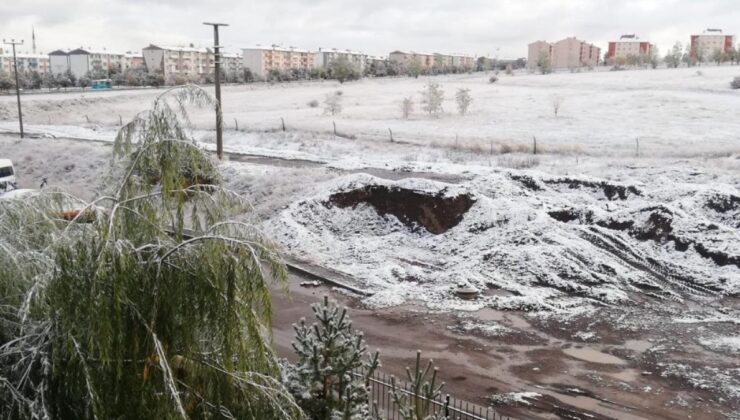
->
3;39;24;139
203;22;228;160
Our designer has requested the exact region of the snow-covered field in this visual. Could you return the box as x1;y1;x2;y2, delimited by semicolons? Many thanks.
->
1;65;739;418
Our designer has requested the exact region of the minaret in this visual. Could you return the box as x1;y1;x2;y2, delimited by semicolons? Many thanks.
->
32;26;36;54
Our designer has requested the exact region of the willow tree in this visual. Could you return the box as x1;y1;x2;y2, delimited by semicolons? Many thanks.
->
0;85;303;419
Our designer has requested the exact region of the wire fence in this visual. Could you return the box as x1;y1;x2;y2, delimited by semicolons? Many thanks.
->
356;369;513;420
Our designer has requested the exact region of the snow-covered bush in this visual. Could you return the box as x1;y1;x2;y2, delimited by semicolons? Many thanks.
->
455;88;473;115
489;75;499;83
324;92;343;116
731;77;740;89
282;296;380;420
308;99;320;108
420;82;445;117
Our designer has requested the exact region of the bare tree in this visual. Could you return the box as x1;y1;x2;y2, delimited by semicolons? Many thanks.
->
455;88;473;115
323;91;343;116
420;82;444;117
401;96;414;119
552;95;563;117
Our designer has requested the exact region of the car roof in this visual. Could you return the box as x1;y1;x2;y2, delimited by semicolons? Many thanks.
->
0;159;13;167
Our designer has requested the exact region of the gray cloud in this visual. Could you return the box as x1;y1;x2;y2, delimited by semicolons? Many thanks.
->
1;0;738;57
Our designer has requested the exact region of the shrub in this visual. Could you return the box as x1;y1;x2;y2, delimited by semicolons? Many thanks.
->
489;76;499;83
323;92;343;115
455;88;473;116
731;77;740;89
552;95;563;117
420;82;444;117
307;99;320;108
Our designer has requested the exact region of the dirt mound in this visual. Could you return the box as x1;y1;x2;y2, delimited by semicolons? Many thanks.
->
327;185;474;234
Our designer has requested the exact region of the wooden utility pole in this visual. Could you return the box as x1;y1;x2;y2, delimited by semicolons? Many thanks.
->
203;22;228;159
3;39;24;139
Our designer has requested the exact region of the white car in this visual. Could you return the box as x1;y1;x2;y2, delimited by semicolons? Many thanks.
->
0;159;16;191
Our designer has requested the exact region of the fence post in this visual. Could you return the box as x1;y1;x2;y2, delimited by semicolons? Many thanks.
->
389;128;393;142
444;394;450;417
533;135;537;155
234;118;239;131
281;117;286;132
333;121;337;137
635;137;640;157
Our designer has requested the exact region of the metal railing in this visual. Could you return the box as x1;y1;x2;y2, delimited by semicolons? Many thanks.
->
356;370;513;420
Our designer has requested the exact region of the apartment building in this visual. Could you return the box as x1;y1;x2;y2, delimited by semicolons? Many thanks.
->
388;51;435;70
48;48;128;78
0;52;50;74
527;41;553;70
690;29;736;61
123;52;144;70
241;45;315;79
142;44;213;80
220;53;242;77
607;35;652;62
450;54;475;69
314;48;367;73
528;37;600;71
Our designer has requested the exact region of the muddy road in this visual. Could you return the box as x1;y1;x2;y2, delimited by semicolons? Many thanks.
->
271;274;739;420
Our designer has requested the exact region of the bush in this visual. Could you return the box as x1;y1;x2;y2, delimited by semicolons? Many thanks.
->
307;99;319;108
420;82;444;117
323;92;342;116
455;88;473;116
731;77;740;89
489;76;499;83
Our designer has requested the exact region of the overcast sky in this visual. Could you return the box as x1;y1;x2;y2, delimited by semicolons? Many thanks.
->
1;0;738;58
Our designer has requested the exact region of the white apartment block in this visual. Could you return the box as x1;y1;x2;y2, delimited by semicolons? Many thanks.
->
220;53;242;77
314;48;367;72
142;44;213;80
241;45;315;79
0;52;50;74
450;54;475;69
690;29;736;61
48;48;130;78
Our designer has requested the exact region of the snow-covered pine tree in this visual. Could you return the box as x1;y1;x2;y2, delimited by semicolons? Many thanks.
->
284;296;380;420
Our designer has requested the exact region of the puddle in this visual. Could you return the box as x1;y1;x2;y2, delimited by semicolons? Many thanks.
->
563;347;627;365
623;340;652;353
475;309;532;330
607;368;640;382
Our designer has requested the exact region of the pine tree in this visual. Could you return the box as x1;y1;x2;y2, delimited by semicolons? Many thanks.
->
283;296;380;420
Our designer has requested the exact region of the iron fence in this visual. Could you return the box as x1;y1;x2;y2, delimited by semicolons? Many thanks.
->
355;370;513;420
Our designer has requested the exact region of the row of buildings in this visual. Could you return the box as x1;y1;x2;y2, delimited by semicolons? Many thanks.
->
528;29;737;71
1;43;475;82
236;46;474;79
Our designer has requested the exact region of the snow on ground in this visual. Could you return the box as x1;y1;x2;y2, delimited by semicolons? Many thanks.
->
264;171;739;312
3;66;740;159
